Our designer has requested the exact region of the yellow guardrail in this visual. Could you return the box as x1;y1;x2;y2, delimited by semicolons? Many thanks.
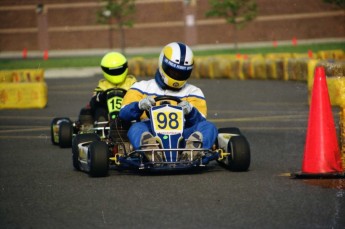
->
340;108;345;170
129;49;344;82
0;69;48;109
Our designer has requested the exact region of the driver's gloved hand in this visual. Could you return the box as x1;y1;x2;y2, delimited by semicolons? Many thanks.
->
178;100;193;115
138;96;155;111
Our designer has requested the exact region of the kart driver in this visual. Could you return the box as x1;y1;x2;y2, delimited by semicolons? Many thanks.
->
80;52;137;122
119;42;218;160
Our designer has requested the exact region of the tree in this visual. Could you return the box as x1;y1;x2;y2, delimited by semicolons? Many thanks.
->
97;0;136;54
205;0;257;50
323;0;345;9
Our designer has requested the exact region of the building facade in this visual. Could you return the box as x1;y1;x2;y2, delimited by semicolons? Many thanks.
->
0;0;344;52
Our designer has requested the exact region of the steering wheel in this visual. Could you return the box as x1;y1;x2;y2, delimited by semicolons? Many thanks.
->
104;88;127;98
144;95;182;117
154;95;182;104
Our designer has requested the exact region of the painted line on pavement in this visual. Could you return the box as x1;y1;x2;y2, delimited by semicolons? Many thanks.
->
208;114;307;123
0;127;49;133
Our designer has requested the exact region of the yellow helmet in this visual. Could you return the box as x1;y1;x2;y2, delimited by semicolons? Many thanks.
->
158;42;194;89
101;52;128;85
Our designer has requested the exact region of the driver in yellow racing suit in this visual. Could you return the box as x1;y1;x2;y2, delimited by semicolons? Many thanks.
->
80;52;136;122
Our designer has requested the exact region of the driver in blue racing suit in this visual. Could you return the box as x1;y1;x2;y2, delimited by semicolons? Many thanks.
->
119;42;218;160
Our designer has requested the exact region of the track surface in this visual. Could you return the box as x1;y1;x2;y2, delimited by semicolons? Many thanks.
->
1;76;344;229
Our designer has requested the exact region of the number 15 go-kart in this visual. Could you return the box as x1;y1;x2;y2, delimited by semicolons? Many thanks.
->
73;96;251;177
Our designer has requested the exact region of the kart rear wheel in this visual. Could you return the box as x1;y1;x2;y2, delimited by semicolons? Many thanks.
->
72;133;100;171
224;135;250;172
59;121;73;148
88;141;109;177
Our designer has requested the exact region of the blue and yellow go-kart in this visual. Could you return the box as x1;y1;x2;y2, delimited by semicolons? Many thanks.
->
72;96;251;177
50;88;127;148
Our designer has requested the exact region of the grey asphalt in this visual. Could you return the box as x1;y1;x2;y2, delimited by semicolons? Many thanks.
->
1;74;344;228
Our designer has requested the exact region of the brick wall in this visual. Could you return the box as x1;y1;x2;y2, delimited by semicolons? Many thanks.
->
0;0;343;52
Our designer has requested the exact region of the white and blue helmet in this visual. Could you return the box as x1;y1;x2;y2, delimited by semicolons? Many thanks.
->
158;42;194;89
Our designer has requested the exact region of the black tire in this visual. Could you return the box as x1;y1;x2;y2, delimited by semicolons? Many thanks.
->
225;136;250;172
215;127;242;150
72;133;100;171
59;121;73;148
50;117;71;145
88;141;109;177
218;127;242;135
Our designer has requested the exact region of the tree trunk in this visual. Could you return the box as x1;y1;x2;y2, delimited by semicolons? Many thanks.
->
119;26;126;55
233;24;238;50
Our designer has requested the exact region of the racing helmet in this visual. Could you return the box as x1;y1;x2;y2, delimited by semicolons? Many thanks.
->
158;42;194;89
101;52;128;85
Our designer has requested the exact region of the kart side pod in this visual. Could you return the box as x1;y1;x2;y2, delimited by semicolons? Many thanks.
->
216;128;251;172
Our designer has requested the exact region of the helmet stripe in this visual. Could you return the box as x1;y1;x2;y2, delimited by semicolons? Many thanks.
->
177;42;186;65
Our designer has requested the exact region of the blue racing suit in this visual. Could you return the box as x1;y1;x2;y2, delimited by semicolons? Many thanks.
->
119;70;218;150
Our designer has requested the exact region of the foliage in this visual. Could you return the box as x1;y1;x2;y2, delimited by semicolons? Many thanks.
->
205;0;257;30
97;0;136;28
205;0;257;49
96;0;136;53
323;0;345;9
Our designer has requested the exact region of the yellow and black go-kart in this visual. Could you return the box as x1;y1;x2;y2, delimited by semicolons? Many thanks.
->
50;88;127;148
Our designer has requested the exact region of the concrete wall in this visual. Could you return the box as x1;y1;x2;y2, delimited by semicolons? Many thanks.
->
0;0;344;52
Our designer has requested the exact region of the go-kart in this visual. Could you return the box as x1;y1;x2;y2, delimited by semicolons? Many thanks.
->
50;88;127;148
72;95;251;177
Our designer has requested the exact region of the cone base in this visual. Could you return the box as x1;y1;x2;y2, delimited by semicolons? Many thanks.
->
291;171;345;179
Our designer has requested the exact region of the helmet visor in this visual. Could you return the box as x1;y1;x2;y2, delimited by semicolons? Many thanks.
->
101;62;128;76
162;56;193;81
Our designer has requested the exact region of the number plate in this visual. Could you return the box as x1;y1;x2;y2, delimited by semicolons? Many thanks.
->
107;96;123;113
151;105;184;135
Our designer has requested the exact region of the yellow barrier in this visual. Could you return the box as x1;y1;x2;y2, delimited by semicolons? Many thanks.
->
128;50;343;79
0;82;48;109
317;49;344;60
0;69;44;82
265;53;292;59
307;61;345;106
340;108;345;170
0;69;47;109
286;58;309;81
128;57;144;77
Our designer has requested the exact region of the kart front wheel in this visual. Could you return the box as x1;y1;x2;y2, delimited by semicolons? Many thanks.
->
72;133;100;171
224;135;250;172
88;141;109;177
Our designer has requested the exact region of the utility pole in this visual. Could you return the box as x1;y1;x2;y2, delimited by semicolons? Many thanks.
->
183;0;197;46
36;3;49;51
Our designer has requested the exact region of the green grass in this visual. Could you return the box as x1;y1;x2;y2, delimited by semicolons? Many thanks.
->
0;42;344;70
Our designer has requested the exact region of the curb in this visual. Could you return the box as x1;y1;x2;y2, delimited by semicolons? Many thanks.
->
45;67;100;79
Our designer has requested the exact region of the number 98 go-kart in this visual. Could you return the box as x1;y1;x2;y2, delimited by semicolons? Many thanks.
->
70;95;251;177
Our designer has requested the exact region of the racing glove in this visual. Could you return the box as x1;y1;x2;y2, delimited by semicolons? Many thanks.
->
178;100;193;115
138;96;155;111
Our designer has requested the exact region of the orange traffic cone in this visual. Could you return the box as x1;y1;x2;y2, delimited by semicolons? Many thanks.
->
293;66;344;178
43;50;49;60
22;48;27;59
